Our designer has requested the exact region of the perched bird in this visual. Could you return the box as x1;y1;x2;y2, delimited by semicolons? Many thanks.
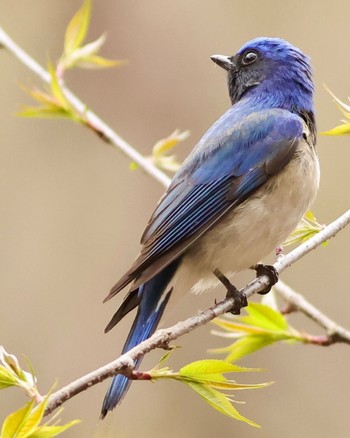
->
101;37;319;417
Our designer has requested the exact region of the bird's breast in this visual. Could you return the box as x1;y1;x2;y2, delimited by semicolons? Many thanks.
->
180;138;319;294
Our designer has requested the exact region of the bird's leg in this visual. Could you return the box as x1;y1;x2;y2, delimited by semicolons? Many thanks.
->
213;268;247;315
251;264;279;295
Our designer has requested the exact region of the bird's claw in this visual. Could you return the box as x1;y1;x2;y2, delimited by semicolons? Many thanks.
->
214;268;248;315
252;263;279;295
225;285;248;315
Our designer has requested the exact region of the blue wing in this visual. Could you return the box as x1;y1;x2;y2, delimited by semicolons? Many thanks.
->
104;108;303;301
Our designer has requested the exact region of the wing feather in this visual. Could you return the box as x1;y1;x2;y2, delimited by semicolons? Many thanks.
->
104;108;303;301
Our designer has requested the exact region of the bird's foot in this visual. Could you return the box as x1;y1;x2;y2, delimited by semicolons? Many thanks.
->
214;268;247;315
252;263;279;295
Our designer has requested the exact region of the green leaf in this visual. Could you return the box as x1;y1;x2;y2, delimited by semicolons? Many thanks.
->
16;399;46;438
321;86;350;135
0;347;37;396
18;66;84;123
0;349;77;436
211;318;268;335
151;155;181;173
28;420;80;438
19;107;73;120
59;2;123;73
240;302;288;331
183;377;267;391
0;348;24;377
68;33;106;65
322;123;350;136
1;400;36;438
48;63;69;110
148;129;189;173
0;397;79;438
61;34;125;71
224;335;278;363
76;55;125;69
149;358;270;427
0;365;19;389
284;210;324;246
211;302;304;362
184;381;260;428
21;88;55;106
180;359;255;377
64;0;91;56
152;129;190;156
156;350;178;369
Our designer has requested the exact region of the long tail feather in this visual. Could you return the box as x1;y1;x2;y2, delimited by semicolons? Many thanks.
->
101;260;179;418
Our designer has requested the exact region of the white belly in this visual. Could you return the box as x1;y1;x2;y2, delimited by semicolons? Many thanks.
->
177;139;319;294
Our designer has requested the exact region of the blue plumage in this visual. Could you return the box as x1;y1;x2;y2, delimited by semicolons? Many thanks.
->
101;37;319;417
101;260;179;414
141;110;302;259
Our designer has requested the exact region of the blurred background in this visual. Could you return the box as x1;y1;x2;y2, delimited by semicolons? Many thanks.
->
1;0;350;437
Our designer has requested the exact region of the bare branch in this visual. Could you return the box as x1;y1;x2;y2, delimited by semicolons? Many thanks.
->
44;208;350;415
275;280;350;343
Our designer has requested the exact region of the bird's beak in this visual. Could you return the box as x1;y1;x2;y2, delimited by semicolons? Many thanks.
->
210;54;233;71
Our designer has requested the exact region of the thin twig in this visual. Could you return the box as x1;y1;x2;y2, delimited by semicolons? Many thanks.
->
275;280;350;343
0;26;171;188
44;208;350;415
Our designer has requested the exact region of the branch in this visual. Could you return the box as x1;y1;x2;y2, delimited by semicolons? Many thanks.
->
0;26;171;189
44;208;350;415
275;280;350;344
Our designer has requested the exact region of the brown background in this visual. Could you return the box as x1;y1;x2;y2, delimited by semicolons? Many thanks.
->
1;1;350;437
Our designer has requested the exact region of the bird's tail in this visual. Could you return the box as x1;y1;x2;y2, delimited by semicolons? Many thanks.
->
101;260;180;418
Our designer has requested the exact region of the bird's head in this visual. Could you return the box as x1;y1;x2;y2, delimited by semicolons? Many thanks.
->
211;37;314;113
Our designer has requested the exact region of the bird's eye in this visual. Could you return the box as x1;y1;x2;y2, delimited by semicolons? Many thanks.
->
242;51;258;66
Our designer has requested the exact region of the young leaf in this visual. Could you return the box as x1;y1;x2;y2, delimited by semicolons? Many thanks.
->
322;124;350;135
147;129;189;173
284;210;325;247
0;366;18;389
149;356;270;428
48;63;70;110
0;347;23;389
27;421;80;438
179;359;255;377
220;335;279;363
13;400;46;437
322;86;350;135
19;64;84;123
240;302;288;331
64;0;91;57
59;0;123;73
0;397;79;438
0;347;38;397
152;129;190;156
211;302;305;362
77;55;125;69
150;154;181;173
1;400;36;438
184;381;260;428
61;34;124;71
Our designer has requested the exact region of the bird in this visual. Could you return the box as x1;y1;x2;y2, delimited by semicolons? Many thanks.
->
100;37;320;418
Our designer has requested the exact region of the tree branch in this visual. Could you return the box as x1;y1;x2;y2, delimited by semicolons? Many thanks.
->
275;280;350;343
0;26;171;189
44;208;350;415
